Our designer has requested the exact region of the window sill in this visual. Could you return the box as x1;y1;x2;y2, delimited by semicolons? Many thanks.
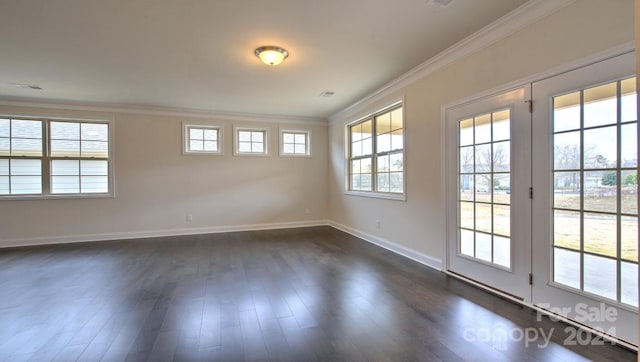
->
233;152;270;157
279;153;312;158
0;193;114;201
183;151;224;156
344;190;406;201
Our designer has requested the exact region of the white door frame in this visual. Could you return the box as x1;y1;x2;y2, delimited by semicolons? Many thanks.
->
531;51;637;345
440;42;637;350
444;86;532;301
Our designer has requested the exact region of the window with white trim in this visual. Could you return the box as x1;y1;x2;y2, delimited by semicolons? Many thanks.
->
0;117;112;197
551;77;638;305
235;127;268;155
347;104;404;196
280;130;310;156
184;125;221;154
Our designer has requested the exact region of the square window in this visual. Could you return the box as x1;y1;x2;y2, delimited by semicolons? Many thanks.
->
234;127;269;156
280;130;311;157
184;125;222;154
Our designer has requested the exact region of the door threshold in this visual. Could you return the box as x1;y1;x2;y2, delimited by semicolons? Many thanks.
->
447;270;524;302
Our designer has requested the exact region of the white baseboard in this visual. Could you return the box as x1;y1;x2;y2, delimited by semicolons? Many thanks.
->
329;221;443;271
0;220;330;248
2;220;444;274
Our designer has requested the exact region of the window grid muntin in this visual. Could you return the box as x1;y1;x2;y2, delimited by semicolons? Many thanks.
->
457;108;511;269
0;158;44;195
48;120;110;195
235;128;268;155
0;117;111;198
348;104;404;194
551;76;638;307
0;118;44;158
349;118;373;191
374;109;404;192
185;125;220;154
281;130;310;155
0;119;45;195
49;122;109;158
50;159;109;194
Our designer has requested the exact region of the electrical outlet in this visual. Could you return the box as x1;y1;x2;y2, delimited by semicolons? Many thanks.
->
186;213;193;222
376;219;381;228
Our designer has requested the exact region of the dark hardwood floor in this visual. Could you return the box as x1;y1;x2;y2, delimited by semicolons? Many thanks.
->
0;226;636;361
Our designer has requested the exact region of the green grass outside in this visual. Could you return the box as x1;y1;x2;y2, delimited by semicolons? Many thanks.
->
555;193;637;215
460;193;638;261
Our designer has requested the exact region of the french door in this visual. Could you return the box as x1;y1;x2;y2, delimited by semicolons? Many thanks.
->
531;51;637;345
446;51;638;345
445;87;532;301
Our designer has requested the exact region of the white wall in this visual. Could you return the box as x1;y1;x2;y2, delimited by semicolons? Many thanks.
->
0;0;635;253
0;105;329;246
328;0;635;269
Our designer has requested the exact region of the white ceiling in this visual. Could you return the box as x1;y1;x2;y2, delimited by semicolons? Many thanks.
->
0;0;529;120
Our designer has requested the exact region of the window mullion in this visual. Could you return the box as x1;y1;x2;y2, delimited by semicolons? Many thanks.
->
78;156;82;194
372;117;377;192
8;158;11;194
42;120;50;195
579;90;585;292
615;80;622;303
8;120;12;194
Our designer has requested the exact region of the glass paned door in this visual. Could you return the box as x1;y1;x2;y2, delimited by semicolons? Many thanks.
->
532;51;637;345
551;77;638;307
446;87;531;301
459;110;512;269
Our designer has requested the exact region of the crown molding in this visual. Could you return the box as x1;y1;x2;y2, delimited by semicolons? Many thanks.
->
0;97;329;126
440;41;635;113
328;0;576;124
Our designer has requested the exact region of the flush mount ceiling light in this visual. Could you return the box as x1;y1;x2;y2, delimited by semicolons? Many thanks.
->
254;46;289;66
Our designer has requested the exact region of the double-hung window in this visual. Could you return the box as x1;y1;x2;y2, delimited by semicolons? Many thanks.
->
0;117;112;197
347;103;404;197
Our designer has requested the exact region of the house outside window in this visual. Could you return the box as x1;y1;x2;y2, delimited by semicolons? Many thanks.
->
1;117;112;198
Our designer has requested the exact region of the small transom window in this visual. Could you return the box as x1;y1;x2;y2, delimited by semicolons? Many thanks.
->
184;125;221;154
280;130;310;156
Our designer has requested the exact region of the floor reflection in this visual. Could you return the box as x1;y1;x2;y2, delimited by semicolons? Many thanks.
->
0;227;634;361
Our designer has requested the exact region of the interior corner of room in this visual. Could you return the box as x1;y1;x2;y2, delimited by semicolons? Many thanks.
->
0;0;637;359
